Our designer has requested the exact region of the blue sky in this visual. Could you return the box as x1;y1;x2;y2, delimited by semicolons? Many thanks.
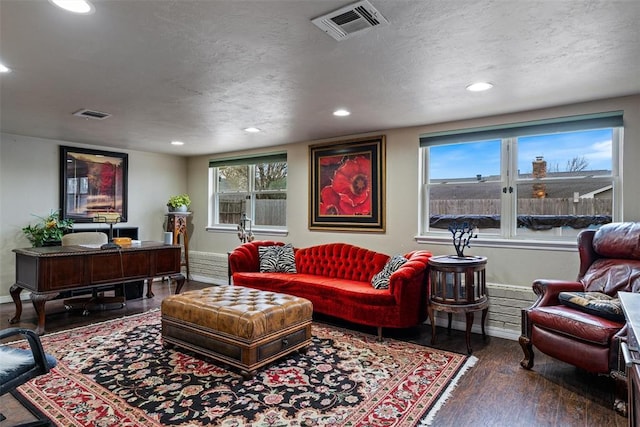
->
429;129;613;180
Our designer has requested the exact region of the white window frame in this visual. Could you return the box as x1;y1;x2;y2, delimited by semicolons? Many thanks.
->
206;154;288;236
417;113;623;250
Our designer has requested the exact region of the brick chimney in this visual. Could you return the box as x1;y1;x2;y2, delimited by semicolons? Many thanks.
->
532;156;546;198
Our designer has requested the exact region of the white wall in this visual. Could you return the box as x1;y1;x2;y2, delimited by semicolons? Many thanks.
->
0;133;188;300
187;95;640;288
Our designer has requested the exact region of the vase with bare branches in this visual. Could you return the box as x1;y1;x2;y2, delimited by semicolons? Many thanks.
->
448;222;478;258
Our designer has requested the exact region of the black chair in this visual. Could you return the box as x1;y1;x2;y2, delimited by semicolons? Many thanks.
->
0;328;57;426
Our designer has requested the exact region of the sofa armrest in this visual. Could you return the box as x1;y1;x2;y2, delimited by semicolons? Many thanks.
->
529;279;585;309
388;250;432;310
228;240;284;275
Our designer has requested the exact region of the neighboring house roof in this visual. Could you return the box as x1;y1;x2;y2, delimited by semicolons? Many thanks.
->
579;185;613;199
430;170;612;200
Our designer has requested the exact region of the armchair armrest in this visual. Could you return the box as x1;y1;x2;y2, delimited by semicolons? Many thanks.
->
529;279;585;309
0;328;55;396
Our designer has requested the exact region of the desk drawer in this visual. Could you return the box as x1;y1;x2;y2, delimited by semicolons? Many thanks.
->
91;252;150;282
39;255;85;291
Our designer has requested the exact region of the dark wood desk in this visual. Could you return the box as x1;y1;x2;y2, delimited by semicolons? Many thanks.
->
10;242;185;334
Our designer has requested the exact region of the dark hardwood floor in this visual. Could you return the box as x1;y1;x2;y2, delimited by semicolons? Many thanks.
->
0;280;627;426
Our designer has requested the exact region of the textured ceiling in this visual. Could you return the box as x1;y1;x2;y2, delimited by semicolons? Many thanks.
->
1;0;639;156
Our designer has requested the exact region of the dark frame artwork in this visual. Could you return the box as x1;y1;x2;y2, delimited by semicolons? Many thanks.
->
60;146;128;223
309;135;385;232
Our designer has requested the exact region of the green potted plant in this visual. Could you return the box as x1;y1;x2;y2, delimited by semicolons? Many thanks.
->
167;194;191;212
22;210;74;247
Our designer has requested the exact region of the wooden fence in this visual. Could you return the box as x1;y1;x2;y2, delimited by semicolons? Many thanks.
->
219;200;286;226
219;198;610;226
430;198;612;216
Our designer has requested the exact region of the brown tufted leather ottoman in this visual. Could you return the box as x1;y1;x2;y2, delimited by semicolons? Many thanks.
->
161;285;312;378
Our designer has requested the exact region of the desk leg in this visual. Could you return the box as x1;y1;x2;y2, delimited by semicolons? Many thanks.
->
31;293;57;336
465;311;474;354
428;305;437;345
146;278;155;298
9;284;23;324
173;274;186;294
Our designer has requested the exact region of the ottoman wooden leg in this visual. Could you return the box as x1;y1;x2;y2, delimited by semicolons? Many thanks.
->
241;370;256;380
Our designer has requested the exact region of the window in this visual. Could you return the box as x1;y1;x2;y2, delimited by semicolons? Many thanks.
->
420;112;623;241
209;153;287;230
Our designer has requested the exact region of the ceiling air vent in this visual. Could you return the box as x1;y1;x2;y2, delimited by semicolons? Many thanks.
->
73;108;111;120
311;0;389;41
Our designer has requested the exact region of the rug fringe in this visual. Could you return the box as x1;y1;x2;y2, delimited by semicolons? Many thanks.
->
418;355;478;426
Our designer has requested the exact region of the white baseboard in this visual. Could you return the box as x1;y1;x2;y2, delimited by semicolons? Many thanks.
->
0;293;30;305
425;316;521;341
188;274;227;286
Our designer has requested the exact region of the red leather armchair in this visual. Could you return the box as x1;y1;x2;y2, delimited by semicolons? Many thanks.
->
519;222;640;375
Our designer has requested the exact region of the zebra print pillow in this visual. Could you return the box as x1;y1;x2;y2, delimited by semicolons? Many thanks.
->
371;255;408;289
259;244;297;273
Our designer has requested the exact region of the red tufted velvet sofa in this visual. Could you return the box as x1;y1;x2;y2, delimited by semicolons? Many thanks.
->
228;241;432;339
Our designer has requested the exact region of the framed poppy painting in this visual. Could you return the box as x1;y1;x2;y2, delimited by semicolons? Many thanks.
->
309;135;385;231
59;146;128;223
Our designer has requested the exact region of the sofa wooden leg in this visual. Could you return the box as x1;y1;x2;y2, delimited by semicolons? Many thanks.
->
377;326;382;342
519;334;534;369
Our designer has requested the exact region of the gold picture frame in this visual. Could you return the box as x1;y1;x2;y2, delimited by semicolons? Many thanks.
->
309;135;385;232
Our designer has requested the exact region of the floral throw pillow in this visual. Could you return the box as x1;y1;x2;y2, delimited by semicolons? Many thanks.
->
259;244;297;273
371;255;408;289
558;291;624;322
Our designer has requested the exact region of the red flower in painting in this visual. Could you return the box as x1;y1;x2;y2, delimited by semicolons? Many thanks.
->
99;162;117;194
320;156;343;167
320;186;340;215
331;156;371;215
319;155;344;189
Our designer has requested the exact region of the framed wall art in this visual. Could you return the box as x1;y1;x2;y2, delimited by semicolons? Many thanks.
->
59;146;128;223
309;135;385;232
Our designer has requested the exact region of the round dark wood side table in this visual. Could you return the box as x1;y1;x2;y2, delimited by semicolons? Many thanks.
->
428;255;488;354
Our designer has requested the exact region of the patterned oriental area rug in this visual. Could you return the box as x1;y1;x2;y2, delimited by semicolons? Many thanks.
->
13;310;477;426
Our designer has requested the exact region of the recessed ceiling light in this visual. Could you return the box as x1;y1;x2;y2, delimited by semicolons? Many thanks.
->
171;141;184;146
0;63;10;73
49;0;95;14
244;127;261;133
466;82;494;92
333;109;351;117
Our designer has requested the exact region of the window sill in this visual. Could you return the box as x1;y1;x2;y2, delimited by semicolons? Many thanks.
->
206;225;289;238
415;234;577;252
